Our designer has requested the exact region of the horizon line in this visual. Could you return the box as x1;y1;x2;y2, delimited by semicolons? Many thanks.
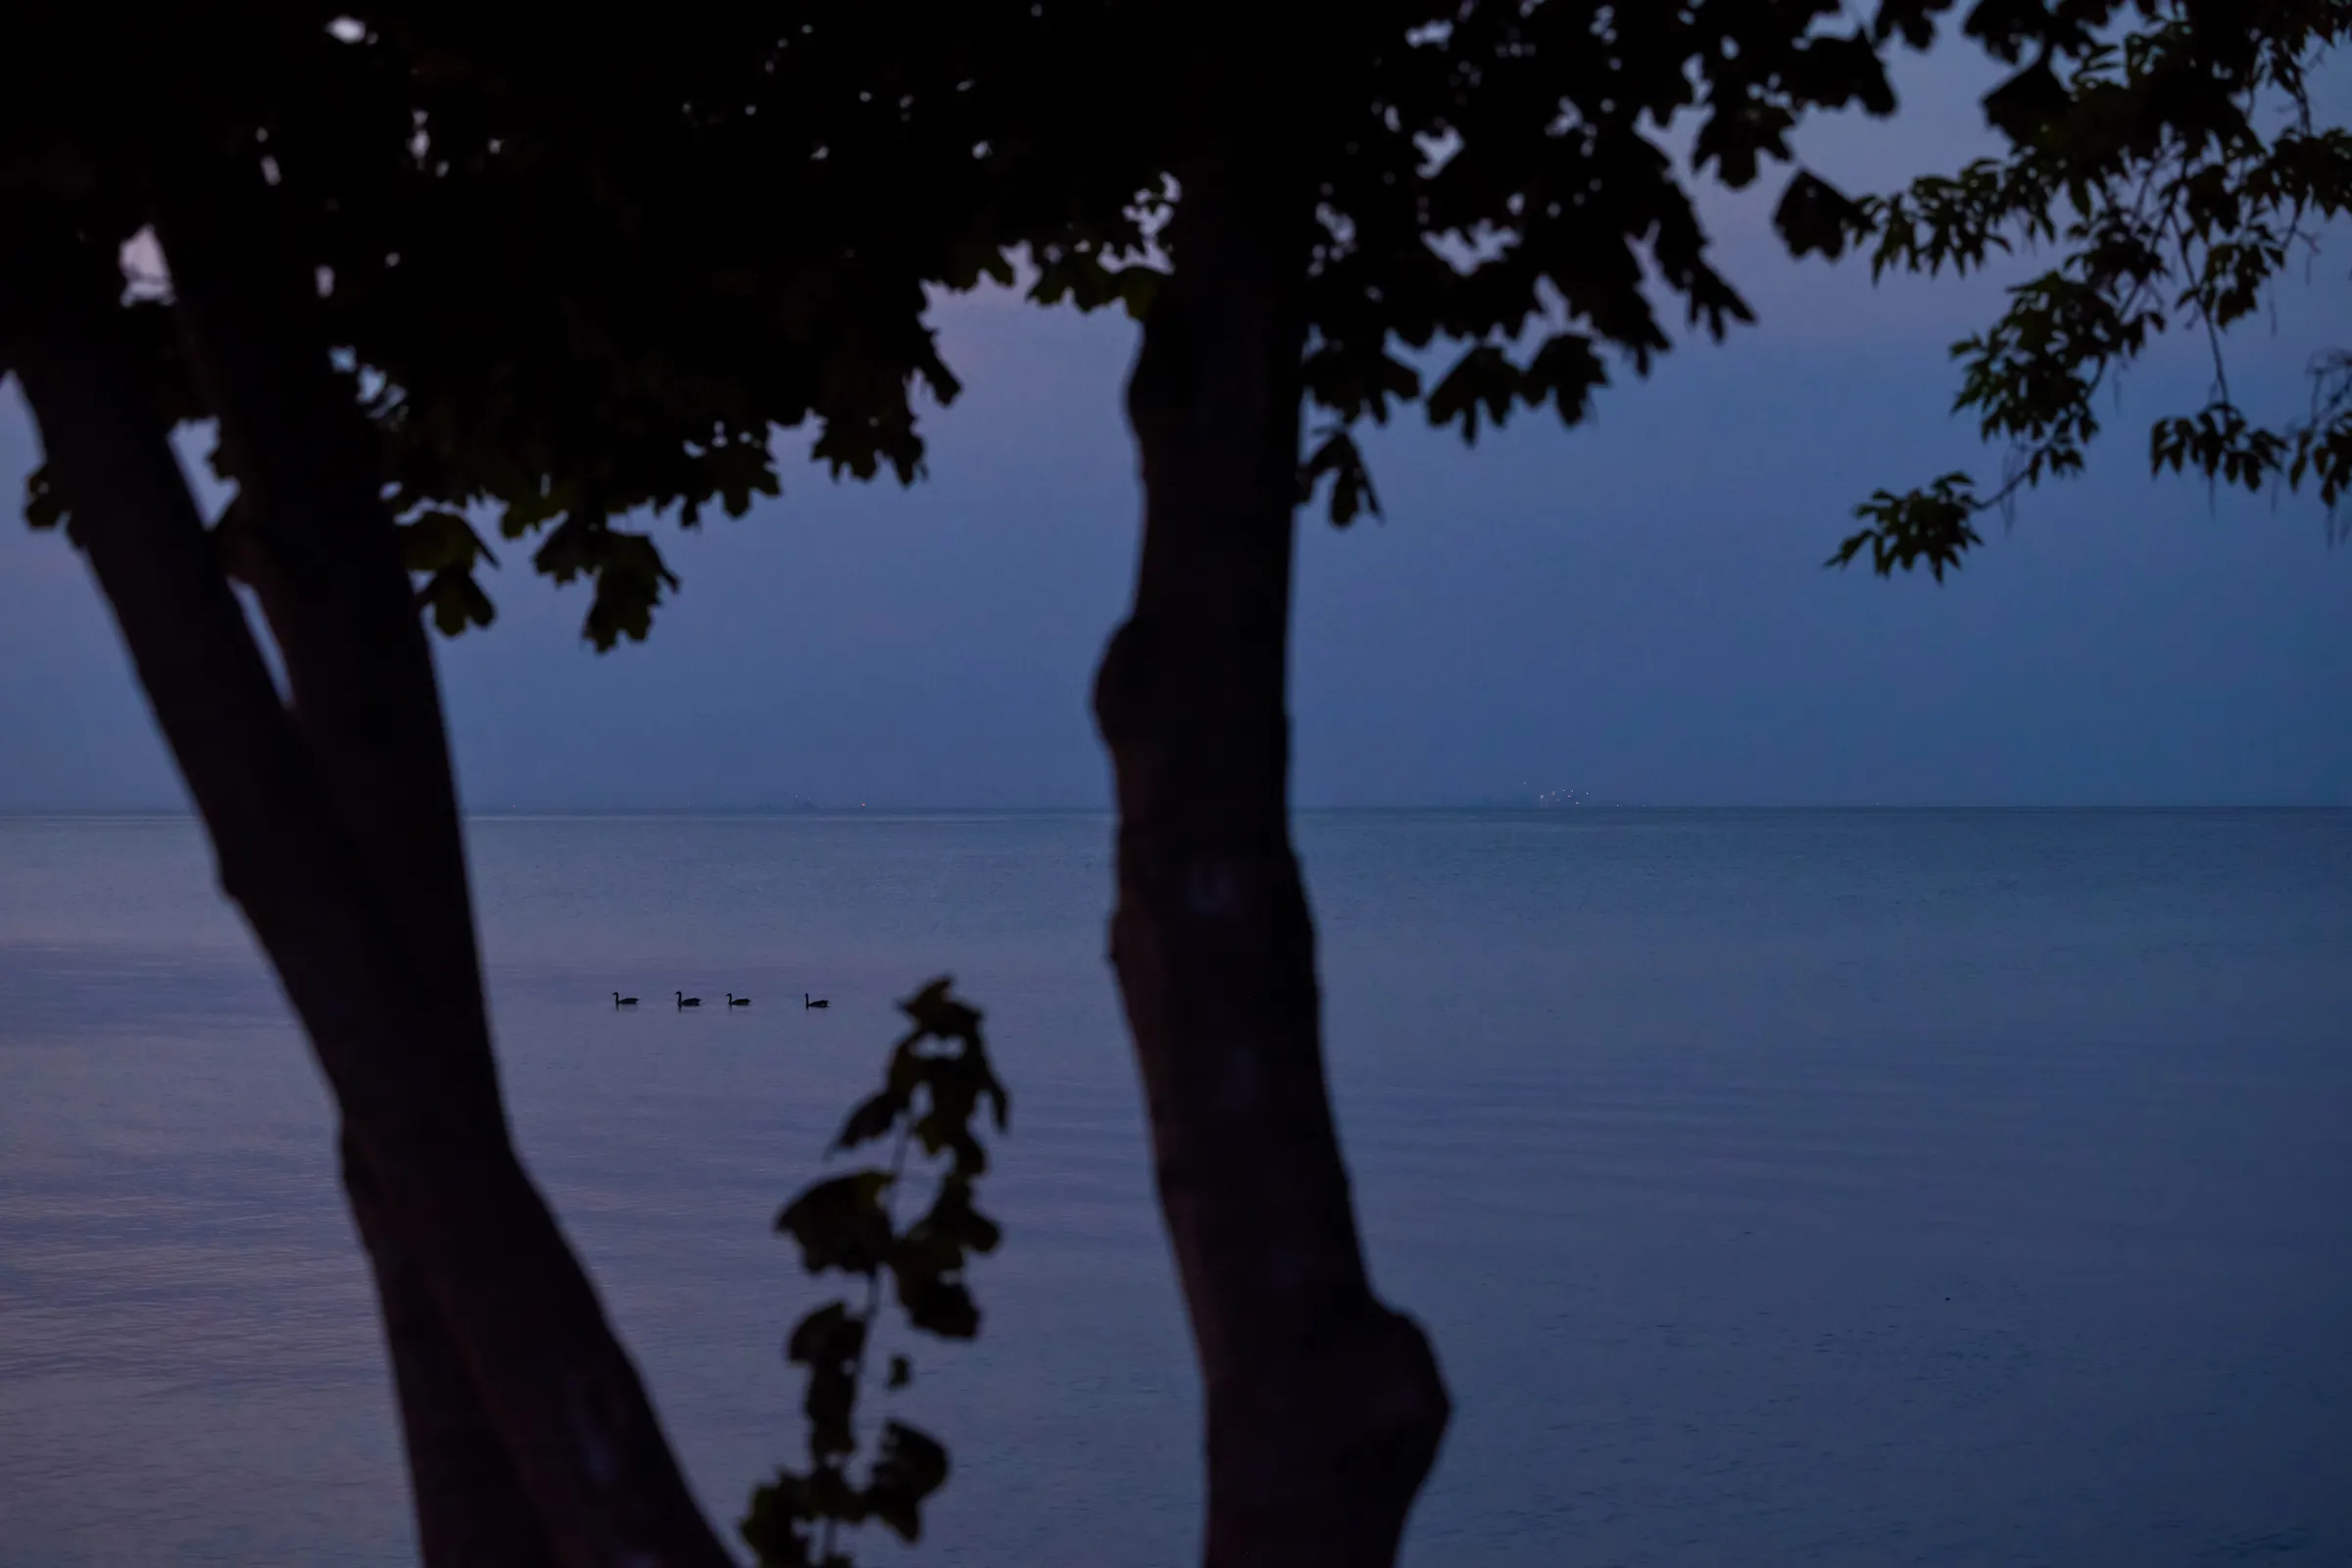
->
3;802;2347;820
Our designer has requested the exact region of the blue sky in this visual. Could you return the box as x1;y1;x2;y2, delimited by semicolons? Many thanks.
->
2;46;2346;810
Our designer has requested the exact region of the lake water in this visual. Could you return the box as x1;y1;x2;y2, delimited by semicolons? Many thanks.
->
1;809;2347;1567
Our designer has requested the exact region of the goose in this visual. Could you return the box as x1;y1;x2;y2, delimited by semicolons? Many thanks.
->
804;992;830;1009
727;993;751;1008
676;991;702;1009
613;992;638;1008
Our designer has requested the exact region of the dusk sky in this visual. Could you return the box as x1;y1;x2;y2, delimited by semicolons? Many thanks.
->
2;47;2345;811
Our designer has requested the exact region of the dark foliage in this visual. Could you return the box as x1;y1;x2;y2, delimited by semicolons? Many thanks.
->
1836;0;2352;576
744;978;1007;1568
11;1;1993;628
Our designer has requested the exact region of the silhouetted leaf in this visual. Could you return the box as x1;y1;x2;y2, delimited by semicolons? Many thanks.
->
776;1172;895;1277
1775;171;1868;261
1299;425;1383;527
1981;58;2069;143
861;1421;949;1543
787;1303;866;1459
1523;335;1609;427
22;463;66;534
1426;345;1517;444
398;509;499;574
785;1301;863;1369
416;566;498;637
833;1090;907;1152
911;1174;1002;1259
1830;474;1984;580
899;1276;979;1341
740;1472;820;1567
899;975;980;1042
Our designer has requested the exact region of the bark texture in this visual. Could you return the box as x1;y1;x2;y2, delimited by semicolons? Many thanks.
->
0;193;727;1568
1091;122;1451;1568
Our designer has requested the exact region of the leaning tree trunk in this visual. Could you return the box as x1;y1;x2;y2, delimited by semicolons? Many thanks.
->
0;181;729;1567
342;1129;557;1568
1090;130;1451;1568
149;169;557;1568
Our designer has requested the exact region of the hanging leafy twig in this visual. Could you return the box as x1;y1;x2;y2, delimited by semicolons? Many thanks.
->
742;977;1009;1568
1835;3;2352;577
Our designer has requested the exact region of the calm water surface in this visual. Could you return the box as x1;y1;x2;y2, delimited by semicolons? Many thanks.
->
2;810;2348;1566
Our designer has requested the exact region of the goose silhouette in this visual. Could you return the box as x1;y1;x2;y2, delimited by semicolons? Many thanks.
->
804;992;829;1009
676;991;702;1009
727;993;751;1008
612;992;638;1008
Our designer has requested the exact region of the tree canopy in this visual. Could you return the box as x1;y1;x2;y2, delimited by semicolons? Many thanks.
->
16;1;1990;635
1839;0;2352;576
16;6;2341;624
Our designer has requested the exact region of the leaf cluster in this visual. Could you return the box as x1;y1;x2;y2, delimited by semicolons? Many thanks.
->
28;6;2313;619
3;4;1077;644
9;2;1982;637
743;977;1008;1568
1282;1;1966;523
1838;0;2352;574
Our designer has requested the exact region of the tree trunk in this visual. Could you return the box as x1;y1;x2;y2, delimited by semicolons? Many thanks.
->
0;199;728;1567
1090;141;1450;1568
344;1130;557;1568
147;161;563;1568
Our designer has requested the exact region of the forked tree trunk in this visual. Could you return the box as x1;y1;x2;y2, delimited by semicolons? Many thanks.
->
0;190;727;1567
1090;135;1451;1568
151;171;558;1568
